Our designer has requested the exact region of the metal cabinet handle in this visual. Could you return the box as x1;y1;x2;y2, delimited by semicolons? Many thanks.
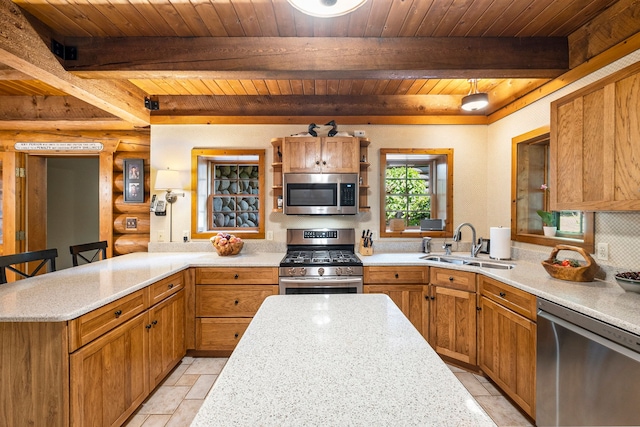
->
315;161;320;165
234;333;239;339
430;296;435;300
322;161;326;165
449;276;454;281
476;306;482;311
234;274;239;279
395;273;399;279
234;300;239;305
168;283;174;289
499;292;506;298
145;324;152;329
152;320;158;326
114;310;122;318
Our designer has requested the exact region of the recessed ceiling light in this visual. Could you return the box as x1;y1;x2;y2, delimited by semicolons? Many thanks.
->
287;0;368;18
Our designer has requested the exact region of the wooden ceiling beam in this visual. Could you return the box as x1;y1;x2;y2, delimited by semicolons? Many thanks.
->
0;95;119;121
0;0;150;126
65;37;569;80
152;94;478;117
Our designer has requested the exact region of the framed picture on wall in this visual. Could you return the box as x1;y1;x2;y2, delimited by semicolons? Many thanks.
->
124;159;144;203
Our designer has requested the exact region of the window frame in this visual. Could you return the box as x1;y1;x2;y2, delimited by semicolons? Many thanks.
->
191;148;265;240
379;148;453;238
511;127;594;252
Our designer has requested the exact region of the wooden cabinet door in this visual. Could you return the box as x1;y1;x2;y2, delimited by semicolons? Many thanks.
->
364;284;429;339
70;312;149;427
430;286;477;365
478;296;536;418
551;63;640;211
148;290;186;389
321;137;360;173
282;137;321;173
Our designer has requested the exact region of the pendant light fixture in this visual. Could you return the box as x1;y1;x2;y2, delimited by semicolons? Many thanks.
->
287;0;368;18
461;79;489;111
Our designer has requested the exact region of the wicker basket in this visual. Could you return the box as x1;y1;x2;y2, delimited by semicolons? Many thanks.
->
212;241;244;256
541;244;598;282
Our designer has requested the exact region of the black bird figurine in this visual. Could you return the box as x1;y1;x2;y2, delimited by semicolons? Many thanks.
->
308;123;319;137
326;120;338;137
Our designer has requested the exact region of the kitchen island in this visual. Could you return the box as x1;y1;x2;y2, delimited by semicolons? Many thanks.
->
190;294;496;426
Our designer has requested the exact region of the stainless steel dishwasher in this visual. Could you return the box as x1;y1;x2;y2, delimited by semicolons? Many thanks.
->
536;298;640;426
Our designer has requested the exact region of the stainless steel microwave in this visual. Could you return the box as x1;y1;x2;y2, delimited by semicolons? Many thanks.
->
283;173;358;215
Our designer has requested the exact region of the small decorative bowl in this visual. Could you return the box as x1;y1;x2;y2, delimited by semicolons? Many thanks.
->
212;241;243;256
614;273;640;293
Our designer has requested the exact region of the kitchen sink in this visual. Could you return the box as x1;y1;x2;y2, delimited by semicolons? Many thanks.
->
420;255;515;270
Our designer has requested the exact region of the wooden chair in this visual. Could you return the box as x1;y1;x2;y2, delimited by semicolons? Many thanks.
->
70;241;108;266
0;248;58;284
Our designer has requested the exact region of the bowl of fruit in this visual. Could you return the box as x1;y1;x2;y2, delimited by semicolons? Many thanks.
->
614;272;640;293
210;233;244;256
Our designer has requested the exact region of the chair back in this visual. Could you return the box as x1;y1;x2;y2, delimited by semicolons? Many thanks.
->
70;241;108;266
0;248;58;284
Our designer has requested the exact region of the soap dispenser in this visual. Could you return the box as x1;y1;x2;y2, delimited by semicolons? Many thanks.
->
421;237;432;254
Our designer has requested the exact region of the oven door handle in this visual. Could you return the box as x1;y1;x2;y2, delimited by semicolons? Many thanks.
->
279;277;363;285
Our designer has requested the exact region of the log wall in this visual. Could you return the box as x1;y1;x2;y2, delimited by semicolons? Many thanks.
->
112;150;150;255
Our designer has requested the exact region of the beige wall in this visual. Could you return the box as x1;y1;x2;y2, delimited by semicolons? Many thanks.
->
151;48;640;268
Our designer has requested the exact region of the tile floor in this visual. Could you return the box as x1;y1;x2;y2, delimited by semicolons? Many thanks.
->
124;357;534;427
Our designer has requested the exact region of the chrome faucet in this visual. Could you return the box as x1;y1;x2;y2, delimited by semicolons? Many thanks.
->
453;222;483;257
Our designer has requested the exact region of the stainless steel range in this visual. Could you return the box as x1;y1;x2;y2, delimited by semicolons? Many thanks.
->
279;228;363;295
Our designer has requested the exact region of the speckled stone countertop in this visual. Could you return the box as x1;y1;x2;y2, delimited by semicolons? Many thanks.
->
363;252;640;336
2;250;639;337
191;294;496;427
0;251;284;322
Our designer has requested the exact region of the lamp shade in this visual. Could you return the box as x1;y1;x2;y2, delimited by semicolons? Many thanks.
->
155;169;182;190
287;0;367;18
461;92;489;111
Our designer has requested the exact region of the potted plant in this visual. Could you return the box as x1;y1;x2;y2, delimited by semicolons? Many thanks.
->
537;210;557;236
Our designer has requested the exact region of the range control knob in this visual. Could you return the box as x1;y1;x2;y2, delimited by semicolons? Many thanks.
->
318;267;325;276
288;268;296;276
300;267;306;276
346;267;353;275
336;267;342;275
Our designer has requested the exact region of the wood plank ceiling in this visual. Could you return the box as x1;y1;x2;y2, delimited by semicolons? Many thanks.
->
1;0;639;128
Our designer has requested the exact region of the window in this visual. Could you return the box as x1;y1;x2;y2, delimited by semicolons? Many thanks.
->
380;149;453;238
511;127;594;251
191;149;265;239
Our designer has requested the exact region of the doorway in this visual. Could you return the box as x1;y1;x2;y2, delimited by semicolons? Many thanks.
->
47;157;99;270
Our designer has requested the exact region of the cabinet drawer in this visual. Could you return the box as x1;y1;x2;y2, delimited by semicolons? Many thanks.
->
196;267;278;284
196;285;278;317
69;289;148;352
196;318;251;351
479;276;536;321
149;271;184;306
364;266;427;284
430;267;476;292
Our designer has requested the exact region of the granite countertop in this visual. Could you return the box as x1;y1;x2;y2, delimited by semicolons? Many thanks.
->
2;250;639;337
0;251;284;322
190;294;496;427
362;252;640;336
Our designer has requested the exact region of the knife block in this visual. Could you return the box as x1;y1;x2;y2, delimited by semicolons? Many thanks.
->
359;238;373;256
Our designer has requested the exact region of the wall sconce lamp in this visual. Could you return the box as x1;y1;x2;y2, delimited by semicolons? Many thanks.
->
461;79;489;112
154;168;184;242
287;0;368;18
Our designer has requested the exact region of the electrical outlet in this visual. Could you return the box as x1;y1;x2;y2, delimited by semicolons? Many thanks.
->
157;230;165;242
266;231;274;241
183;230;190;242
597;242;609;260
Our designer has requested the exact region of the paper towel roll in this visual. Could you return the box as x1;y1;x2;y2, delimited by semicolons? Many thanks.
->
490;227;511;260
